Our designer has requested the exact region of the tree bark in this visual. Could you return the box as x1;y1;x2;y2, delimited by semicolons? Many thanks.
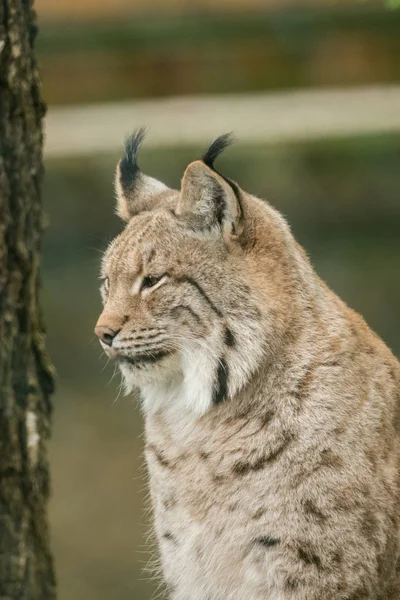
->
0;1;56;598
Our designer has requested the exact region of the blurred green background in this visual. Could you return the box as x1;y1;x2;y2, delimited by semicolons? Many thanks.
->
36;0;400;598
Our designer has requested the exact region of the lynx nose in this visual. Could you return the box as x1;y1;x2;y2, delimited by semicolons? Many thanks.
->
95;325;120;347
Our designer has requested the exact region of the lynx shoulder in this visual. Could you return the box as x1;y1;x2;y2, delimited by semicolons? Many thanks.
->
95;130;400;600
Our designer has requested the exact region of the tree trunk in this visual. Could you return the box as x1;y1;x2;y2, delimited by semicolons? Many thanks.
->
0;1;56;598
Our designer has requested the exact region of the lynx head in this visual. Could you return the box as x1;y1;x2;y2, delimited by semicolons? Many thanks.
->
95;129;299;415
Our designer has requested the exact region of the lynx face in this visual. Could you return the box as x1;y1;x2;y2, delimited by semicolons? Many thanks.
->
96;131;292;415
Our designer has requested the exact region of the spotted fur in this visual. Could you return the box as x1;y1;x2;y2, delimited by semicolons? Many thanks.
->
96;131;400;600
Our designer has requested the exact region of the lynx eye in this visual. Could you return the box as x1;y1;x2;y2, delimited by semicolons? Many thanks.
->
141;275;164;291
101;276;109;291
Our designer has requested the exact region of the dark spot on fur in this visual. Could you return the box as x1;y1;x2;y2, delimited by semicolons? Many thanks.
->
293;359;340;401
298;545;323;570
360;510;378;543
162;494;177;510
314;448;343;472
322;449;343;467
199;450;210;460
162;532;177;545
334;424;347;436
293;365;315;400
213;359;229;405
224;328;235;347
212;473;225;484
233;434;293;475
236;282;251;297
303;499;327;524
252;507;266;520
333;485;369;512
260;411;275;428
256;536;280;548
332;550;343;565
146;444;173;469
285;576;299;591
265;433;294;462
233;459;261;476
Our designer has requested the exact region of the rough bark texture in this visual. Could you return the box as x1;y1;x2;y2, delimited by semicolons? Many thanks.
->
0;0;56;598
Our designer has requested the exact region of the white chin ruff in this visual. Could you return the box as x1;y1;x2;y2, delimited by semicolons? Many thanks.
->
118;352;181;395
119;339;218;417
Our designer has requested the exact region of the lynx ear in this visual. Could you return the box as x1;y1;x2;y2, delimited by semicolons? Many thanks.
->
115;128;169;221
176;134;242;239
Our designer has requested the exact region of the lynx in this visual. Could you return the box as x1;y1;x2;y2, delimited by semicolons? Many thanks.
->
95;129;400;600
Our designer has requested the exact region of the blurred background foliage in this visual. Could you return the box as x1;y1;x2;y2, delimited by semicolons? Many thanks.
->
38;7;400;105
36;0;400;598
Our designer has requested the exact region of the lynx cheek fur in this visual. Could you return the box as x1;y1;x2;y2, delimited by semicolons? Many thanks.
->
95;130;400;600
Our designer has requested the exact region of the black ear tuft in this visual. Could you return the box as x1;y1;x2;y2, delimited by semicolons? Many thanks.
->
202;132;235;169
124;127;146;164
120;127;146;192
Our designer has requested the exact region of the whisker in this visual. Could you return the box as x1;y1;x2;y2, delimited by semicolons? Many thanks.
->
108;363;118;386
112;373;124;405
101;356;111;373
